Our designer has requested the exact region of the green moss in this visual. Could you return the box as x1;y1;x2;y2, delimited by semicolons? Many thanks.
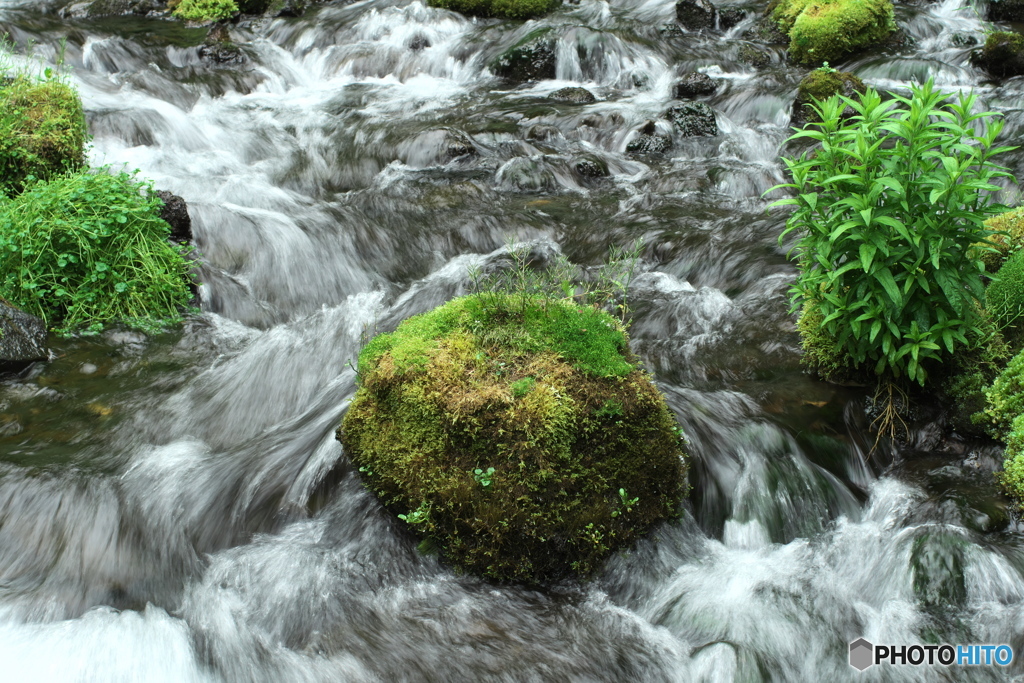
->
797;301;854;382
979;348;1024;440
971;31;1024;78
428;0;560;20
976;206;1024;273
771;0;896;65
340;293;688;583
0;77;86;196
986;249;1024;349
172;0;239;21
940;314;1010;436
999;413;1024;504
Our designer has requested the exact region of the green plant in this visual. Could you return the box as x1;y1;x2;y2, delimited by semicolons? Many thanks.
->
817;62;837;74
611;488;638;517
510;376;536;398
172;0;239;21
473;467;496;487
0;169;194;335
398;502;431;524
999;413;1024;503
769;79;1016;385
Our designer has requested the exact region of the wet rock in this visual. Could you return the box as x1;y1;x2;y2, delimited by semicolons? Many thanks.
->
989;0;1024;21
665;102;717;137
271;0;311;16
60;0;159;18
626;121;672;154
0;302;48;373
442;129;477;160
548;87;596;104
675;0;717;30
738;43;770;68
491;30;557;83
791;68;865;127
574;155;609;178
911;532;967;611
496;156;559;192
743;16;789;44
408;35;431;51
971;31;1024;78
719;7;745;28
155;191;192;244
674;72;717;98
526;124;561;142
199;25;246;65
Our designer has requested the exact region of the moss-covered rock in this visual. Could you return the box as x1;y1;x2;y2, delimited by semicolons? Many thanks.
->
977;206;1024;274
939;314;1009;436
172;0;238;22
769;0;896;66
429;0;560;20
791;67;865;126
989;0;1024;23
987;250;1024;350
0;77;86;196
548;87;596;104
971;32;1024;79
338;293;688;583
796;301;855;383
491;30;557;83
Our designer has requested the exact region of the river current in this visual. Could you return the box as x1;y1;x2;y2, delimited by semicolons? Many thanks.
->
0;0;1023;680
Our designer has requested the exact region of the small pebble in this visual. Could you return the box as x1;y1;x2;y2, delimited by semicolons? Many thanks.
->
80;363;98;375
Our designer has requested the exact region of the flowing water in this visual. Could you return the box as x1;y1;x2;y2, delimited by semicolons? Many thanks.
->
0;0;1023;680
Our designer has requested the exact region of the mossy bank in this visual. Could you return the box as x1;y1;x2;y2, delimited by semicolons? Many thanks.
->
338;293;689;583
769;0;896;65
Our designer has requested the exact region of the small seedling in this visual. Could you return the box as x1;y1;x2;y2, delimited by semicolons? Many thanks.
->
473;467;496;487
398;502;430;524
611;488;639;517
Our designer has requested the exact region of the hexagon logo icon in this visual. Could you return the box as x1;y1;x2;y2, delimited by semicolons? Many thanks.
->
849;638;874;671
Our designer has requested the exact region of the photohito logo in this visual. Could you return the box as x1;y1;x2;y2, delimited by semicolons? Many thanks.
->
849;639;1014;671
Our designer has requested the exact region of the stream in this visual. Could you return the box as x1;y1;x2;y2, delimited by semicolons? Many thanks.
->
1;0;1024;680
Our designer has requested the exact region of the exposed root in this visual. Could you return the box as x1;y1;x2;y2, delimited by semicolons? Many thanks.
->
870;380;909;453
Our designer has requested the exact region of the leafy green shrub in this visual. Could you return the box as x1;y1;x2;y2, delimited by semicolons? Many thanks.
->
429;0;560;20
0;76;86;196
172;0;239;21
999;413;1024;502
770;80;1016;385
770;0;896;65
340;292;687;583
986;249;1024;346
0;170;193;335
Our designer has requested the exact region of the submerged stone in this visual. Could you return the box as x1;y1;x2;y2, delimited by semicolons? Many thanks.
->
626;121;673;154
339;293;689;583
548;87;596;104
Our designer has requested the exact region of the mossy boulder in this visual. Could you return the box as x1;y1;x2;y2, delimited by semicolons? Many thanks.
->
977;206;1024;273
548;87;596;104
674;72;718;98
971;32;1024;79
429;0;560;20
338;293;689;583
769;0;896;66
796;301;854;383
491;30;557;83
791;67;865;126
0;78;86;196
171;0;238;21
987;251;1024;349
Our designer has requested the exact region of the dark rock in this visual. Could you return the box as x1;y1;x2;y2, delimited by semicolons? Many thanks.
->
626;121;672;154
989;0;1024;22
574;156;609;178
491;30;557;83
60;0;158;18
719;7;745;28
791;68;866;127
738;43;770;68
0;302;47;373
665;102;717;137
743;16;788;44
155;191;192;243
526;124;561;141
442;129;477;160
408;35;431;51
971;31;1024;78
199;26;246;65
675;0;717;30
674;72;717;98
548;86;596;104
272;0;310;16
